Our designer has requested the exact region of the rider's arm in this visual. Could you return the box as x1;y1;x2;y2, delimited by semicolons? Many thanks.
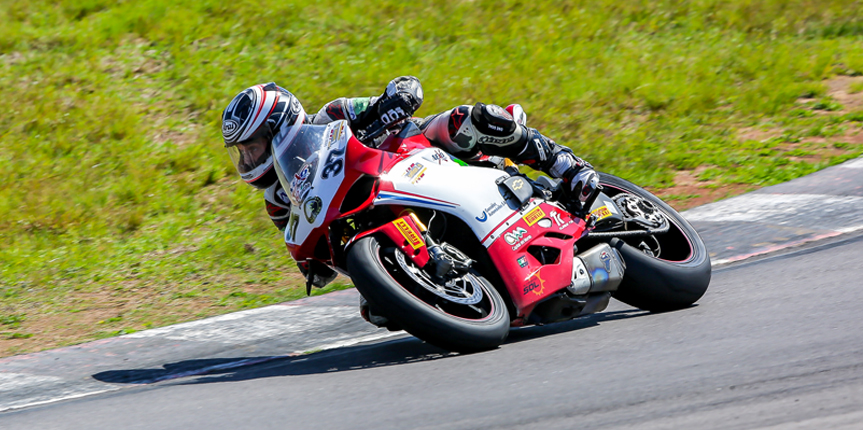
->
308;76;423;141
264;183;292;232
308;97;376;128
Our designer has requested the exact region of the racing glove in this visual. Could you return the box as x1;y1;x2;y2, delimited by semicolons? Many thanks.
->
356;76;424;144
376;76;424;128
549;151;599;207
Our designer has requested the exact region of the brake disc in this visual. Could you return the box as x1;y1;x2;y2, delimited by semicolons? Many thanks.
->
394;251;484;305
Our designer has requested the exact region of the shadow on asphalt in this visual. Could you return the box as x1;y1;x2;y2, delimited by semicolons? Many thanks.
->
93;309;647;385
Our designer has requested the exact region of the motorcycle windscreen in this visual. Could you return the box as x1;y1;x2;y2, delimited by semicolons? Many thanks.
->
273;124;328;207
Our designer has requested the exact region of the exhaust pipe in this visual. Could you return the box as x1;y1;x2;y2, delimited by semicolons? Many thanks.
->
568;243;626;296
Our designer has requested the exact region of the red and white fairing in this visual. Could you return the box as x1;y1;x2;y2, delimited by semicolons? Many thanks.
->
283;122;350;248
276;120;588;321
375;147;514;240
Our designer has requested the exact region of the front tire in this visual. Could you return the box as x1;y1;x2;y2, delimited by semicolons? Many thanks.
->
599;173;711;312
347;235;509;352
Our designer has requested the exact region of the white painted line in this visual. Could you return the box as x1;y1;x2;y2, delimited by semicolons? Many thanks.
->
133;332;408;385
0;373;121;413
683;193;863;230
0;386;122;413
754;409;863;430
837;225;863;234
309;331;407;352
838;157;863;169
709;224;863;267
124;305;361;344
0;372;64;391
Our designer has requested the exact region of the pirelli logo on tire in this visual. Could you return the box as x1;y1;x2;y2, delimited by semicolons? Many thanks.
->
393;218;424;250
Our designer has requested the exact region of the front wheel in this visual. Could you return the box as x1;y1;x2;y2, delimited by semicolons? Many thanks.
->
598;173;711;312
347;235;509;352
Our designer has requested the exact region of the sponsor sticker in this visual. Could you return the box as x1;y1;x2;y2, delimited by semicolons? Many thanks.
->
393;218;424;250
475;202;505;222
478;135;515;145
511;178;525;191
522;269;546;296
523;206;545;226
294;164;311;182
504;227;528;245
303;196;322;223
590;206;612;222
412;168;427;184
403;162;427;183
326;122;345;148
290;164;313;204
431;149;449;164
222;119;238;135
290;182;311;205
517;256;528;268
549;210;565;227
549;210;573;230
486;202;504;216
504;227;532;250
600;251;612;271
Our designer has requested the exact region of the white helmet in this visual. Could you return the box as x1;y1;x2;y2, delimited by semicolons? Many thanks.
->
222;82;305;189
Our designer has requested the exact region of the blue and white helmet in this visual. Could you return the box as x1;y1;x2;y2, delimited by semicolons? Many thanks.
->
222;82;305;189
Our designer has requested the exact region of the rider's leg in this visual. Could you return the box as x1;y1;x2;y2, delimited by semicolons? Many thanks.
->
419;103;599;207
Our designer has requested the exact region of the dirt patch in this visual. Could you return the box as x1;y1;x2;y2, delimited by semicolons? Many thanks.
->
737;126;784;143
655;75;863;210
823;75;863;113
649;170;756;211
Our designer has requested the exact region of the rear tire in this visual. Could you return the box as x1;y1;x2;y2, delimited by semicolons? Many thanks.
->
347;235;510;352
599;173;711;312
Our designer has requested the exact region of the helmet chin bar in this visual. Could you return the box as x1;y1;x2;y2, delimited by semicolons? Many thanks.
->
239;156;274;183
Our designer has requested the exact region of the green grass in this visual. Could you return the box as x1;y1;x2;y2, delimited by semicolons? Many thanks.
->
2;0;863;355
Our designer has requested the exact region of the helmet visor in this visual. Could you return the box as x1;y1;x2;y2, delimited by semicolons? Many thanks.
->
226;132;273;183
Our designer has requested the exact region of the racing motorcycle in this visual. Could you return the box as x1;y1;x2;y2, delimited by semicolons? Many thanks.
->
273;114;711;352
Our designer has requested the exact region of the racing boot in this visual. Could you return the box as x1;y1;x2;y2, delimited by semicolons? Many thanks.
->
469;103;599;210
359;295;402;331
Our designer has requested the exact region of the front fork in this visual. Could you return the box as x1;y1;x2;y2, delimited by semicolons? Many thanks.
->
349;212;471;282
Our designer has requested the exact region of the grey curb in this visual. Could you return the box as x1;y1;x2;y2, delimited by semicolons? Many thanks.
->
2;157;863;413
685;157;863;265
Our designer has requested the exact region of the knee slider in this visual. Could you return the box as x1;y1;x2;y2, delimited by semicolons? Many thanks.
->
471;103;522;146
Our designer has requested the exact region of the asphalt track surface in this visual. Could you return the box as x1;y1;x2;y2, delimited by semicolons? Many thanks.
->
3;233;863;429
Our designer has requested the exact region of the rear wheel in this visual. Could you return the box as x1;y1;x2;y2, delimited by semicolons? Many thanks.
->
347;235;509;352
597;173;711;312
